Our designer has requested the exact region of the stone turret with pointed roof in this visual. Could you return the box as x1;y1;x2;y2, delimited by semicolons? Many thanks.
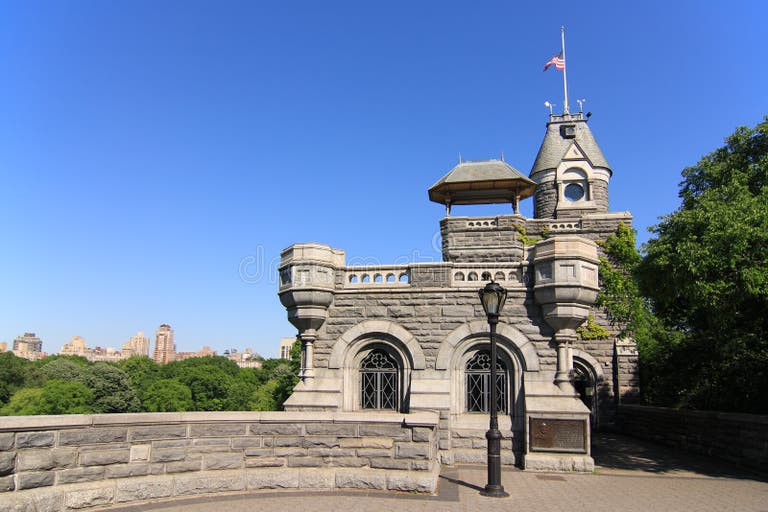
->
529;112;612;219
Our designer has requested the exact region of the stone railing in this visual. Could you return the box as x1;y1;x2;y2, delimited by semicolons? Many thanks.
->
344;266;411;288
0;411;440;511
450;264;525;288
618;405;768;472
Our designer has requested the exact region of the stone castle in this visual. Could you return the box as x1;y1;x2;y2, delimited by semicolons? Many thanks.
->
278;111;639;471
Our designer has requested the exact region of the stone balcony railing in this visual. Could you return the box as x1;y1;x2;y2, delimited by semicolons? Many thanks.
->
0;411;440;511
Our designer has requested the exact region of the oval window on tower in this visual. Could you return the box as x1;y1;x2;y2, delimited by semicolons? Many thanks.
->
564;183;585;201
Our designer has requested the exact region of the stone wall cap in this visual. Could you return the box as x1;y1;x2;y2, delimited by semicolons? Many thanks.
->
91;412;184;425
0;410;440;431
619;404;768;424
333;411;439;426
581;212;633;221
0;414;92;431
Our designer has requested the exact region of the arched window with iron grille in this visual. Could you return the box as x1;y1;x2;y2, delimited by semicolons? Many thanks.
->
466;350;508;413
360;349;399;410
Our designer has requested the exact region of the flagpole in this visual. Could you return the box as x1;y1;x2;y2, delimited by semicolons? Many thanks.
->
561;26;569;114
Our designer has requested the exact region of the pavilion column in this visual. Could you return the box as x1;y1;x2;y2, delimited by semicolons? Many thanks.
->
300;330;316;381
554;331;576;392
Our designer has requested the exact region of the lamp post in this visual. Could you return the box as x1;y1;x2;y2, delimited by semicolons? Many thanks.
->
478;280;509;498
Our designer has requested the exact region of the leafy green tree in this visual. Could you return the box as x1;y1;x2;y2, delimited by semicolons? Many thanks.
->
0;387;45;415
174;364;234;411
638;117;768;413
143;379;194;412
0;381;93;415
251;380;280;411
39;380;94;414
83;363;141;413
40;357;88;382
249;339;301;410
0;352;35;404
117;356;161;403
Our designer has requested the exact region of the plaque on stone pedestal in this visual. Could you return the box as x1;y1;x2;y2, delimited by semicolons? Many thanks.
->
529;418;587;453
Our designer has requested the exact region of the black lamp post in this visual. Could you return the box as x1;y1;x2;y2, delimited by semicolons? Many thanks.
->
478;280;509;498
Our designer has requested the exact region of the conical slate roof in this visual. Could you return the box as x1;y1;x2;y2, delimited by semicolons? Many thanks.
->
428;159;536;206
530;116;612;176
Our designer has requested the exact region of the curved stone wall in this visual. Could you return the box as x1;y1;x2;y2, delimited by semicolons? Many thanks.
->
0;411;440;511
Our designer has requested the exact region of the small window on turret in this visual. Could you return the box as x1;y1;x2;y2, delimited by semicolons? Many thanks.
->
564;183;585;201
560;124;576;139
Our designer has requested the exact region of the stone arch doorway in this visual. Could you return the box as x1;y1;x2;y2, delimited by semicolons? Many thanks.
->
571;351;604;430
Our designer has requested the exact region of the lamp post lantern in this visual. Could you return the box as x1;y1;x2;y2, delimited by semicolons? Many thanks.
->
478;280;509;498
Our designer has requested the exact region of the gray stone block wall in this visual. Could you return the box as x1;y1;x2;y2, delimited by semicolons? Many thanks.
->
440;216;525;263
618;405;768;472
591;180;609;212
312;212;639;432
319;289;552;372
534;180;558;219
0;412;440;510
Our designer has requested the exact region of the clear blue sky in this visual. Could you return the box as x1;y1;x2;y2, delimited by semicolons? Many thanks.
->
1;1;765;357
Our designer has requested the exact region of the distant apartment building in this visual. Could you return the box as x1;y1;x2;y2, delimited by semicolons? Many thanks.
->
13;332;43;353
224;347;262;368
279;337;295;360
60;336;89;356
12;332;45;361
60;335;123;362
152;324;176;364
122;331;150;358
176;345;217;362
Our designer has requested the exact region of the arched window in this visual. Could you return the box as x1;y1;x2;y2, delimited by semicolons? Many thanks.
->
360;349;399;410
561;167;590;203
466;350;508;413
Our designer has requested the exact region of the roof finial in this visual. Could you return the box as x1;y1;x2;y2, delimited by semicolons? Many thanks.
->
544;101;555;115
458;152;462;164
577;98;586;112
500;151;505;162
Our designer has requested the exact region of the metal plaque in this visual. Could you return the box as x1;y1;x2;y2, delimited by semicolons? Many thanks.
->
529;418;587;453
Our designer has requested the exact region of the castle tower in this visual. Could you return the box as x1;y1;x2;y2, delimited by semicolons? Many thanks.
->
529;112;612;219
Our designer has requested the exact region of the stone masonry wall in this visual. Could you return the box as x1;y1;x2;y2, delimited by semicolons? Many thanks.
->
319;289;554;371
440;216;525;263
534;180;558;219
591;180;609;213
0;411;440;511
618;405;768;472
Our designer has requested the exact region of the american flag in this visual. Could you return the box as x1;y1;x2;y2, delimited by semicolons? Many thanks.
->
543;52;565;71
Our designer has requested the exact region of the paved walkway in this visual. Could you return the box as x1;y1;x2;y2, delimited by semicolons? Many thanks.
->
98;433;768;512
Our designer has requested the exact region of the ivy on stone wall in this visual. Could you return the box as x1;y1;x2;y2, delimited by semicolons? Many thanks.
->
576;315;610;340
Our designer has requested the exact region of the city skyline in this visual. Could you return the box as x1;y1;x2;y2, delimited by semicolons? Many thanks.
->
1;326;271;363
2;2;765;357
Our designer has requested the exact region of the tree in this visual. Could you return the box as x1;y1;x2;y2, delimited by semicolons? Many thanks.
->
143;379;194;412
0;352;35;405
0;381;93;415
249;339;301;410
117;356;161;403
38;380;94;414
40;357;88;382
0;388;45;415
638;117;768;413
83;363;141;413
